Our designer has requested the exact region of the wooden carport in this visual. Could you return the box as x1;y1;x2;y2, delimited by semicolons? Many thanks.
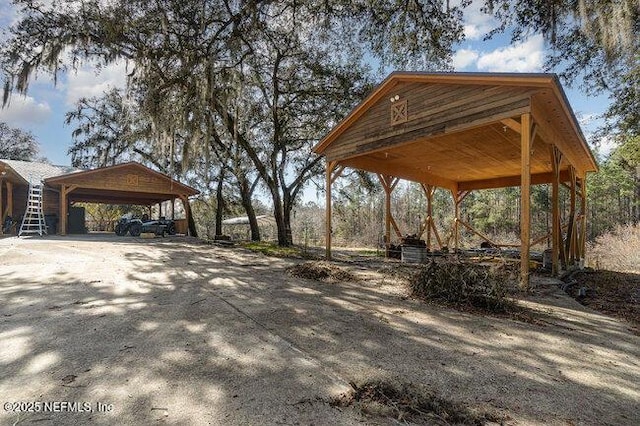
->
313;72;598;289
44;162;199;235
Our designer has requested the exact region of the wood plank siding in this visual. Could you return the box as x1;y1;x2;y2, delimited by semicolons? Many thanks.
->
324;83;536;163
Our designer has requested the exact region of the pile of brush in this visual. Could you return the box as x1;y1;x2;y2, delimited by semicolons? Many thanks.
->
332;379;503;425
410;259;514;313
288;261;359;282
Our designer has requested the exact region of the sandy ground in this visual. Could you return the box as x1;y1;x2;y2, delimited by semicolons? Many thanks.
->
0;234;638;425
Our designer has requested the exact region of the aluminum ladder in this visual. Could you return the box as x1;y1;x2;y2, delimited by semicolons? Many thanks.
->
19;184;47;236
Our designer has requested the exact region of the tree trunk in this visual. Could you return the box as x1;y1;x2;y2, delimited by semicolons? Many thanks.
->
634;171;640;224
239;178;260;241
187;207;198;237
215;168;225;237
283;196;294;245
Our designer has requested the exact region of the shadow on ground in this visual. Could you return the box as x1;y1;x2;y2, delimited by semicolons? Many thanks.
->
0;236;638;425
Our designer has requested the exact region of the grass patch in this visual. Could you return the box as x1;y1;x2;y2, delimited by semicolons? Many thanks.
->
241;241;310;258
288;261;359;282
331;379;504;425
352;249;382;257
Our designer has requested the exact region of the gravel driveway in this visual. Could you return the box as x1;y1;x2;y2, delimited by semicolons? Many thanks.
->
1;235;638;425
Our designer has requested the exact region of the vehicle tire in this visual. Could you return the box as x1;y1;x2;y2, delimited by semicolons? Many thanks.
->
129;223;142;237
166;223;176;235
115;224;126;236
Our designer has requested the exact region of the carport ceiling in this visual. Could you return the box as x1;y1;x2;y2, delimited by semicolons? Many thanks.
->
66;188;177;205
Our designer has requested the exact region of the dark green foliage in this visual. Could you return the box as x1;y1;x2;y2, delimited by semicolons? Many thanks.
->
0;122;39;160
410;260;514;313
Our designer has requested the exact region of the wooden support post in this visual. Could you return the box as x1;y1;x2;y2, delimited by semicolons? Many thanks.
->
430;220;443;249
58;185;79;235
579;175;587;265
520;113;533;290
3;180;13;235
551;146;561;275
378;174;399;257
158;202;162;219
0;179;3;233
171;198;175;220
60;184;68;235
452;190;459;252
565;167;577;266
325;161;337;260
421;184;435;250
450;189;468;252
6;181;12;220
384;176;392;256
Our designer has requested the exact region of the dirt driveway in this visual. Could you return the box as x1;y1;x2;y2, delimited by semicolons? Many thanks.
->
0;235;638;425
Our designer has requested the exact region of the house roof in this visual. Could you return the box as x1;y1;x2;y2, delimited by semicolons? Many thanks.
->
313;72;597;190
45;161;199;204
0;159;81;185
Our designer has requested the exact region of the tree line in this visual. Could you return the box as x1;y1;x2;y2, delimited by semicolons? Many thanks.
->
1;1;637;246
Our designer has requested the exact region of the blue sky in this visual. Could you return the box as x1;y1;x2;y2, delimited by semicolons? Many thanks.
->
0;1;612;166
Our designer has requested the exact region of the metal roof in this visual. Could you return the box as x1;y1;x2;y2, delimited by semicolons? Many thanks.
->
0;159;81;185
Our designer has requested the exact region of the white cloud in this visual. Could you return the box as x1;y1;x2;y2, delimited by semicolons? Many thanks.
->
0;95;52;126
452;48;479;70
461;2;497;41
63;60;129;106
576;112;600;128
593;134;617;157
476;35;545;72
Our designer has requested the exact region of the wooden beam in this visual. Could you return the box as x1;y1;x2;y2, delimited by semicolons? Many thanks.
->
331;165;345;184
421;184;434;249
384;176;392;255
579;174;587;264
531;98;587;176
6;181;12;220
520;113;532;290
565;167;577;266
500;118;522;134
430;219;443;249
0;179;3;232
458;219;498;246
378;174;400;255
551;146;561;275
458;169;572;191
60;184;67;235
452;190;460;252
389;215;403;239
342;155;457;191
